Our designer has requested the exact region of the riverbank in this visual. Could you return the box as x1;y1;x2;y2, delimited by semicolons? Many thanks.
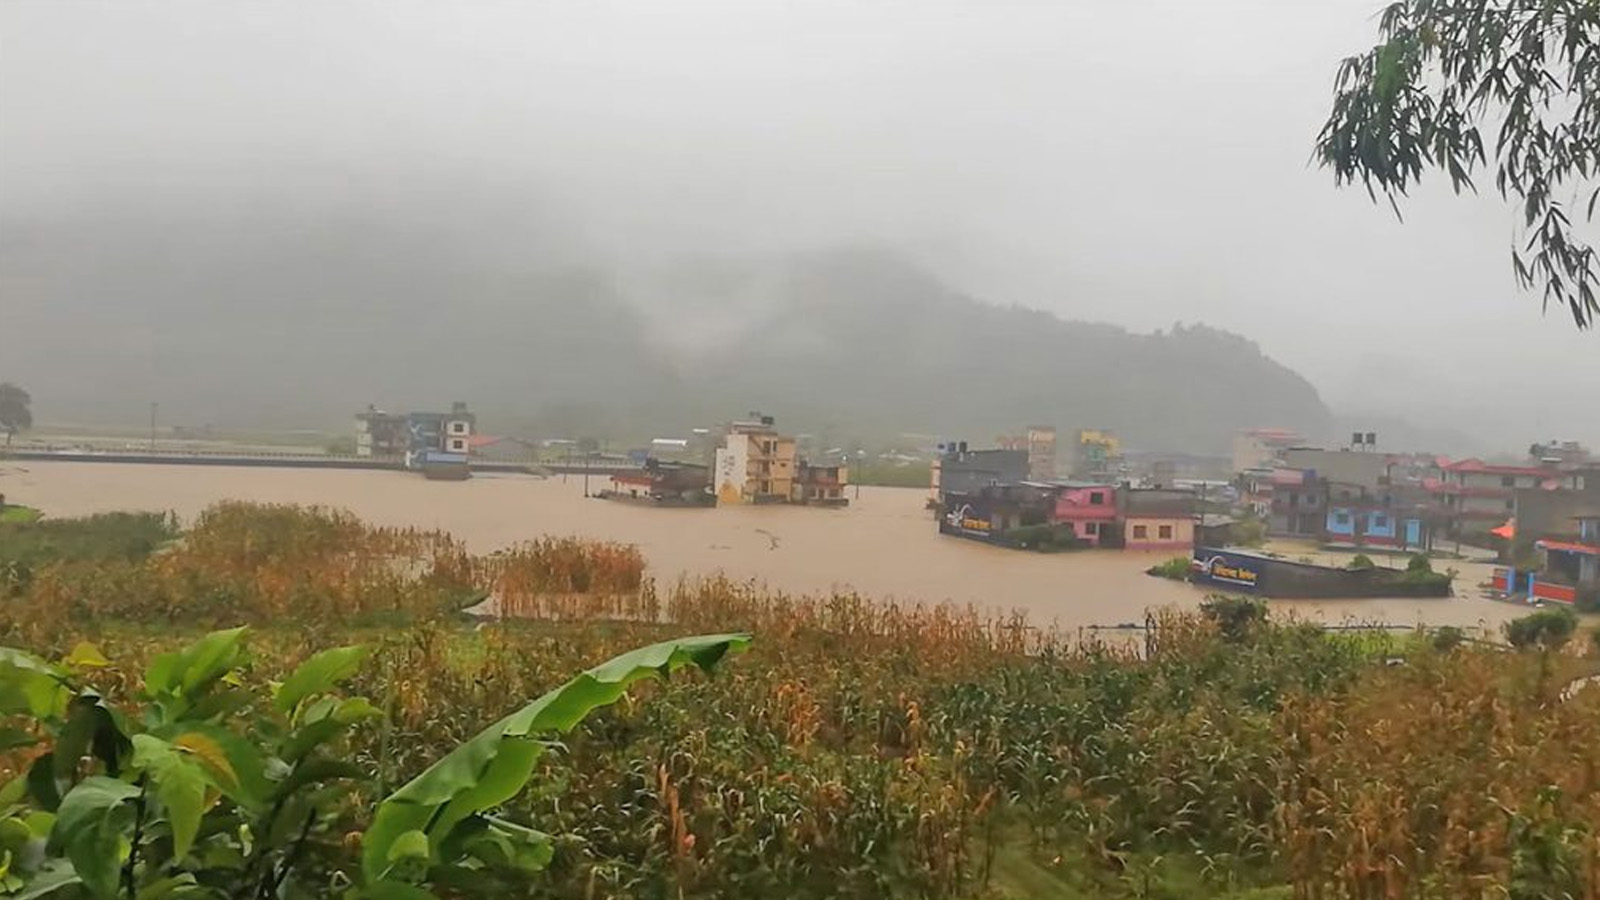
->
0;459;1529;631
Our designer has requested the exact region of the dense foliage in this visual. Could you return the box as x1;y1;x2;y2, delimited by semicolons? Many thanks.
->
1;504;1598;899
1320;0;1600;328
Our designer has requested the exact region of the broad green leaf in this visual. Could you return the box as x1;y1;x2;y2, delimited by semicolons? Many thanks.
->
361;633;750;883
23;811;54;836
279;697;381;762
10;857;81;900
135;873;197;900
0;649;70;720
386;829;430;863
144;628;248;711
275;646;369;716
381;830;431;883
130;736;207;859
0;727;37;752
62;643;109;670
462;815;552;873
0;818;29;850
271;758;367;800
334;697;383;725
0;776;25;807
355;883;439;900
150;724;269;810
52;776;138;900
25;755;60;812
55;692;131;780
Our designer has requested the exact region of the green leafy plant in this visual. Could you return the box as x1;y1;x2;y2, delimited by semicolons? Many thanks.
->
0;628;749;900
360;633;750;896
1505;608;1578;652
1145;557;1192;581
1199;595;1268;643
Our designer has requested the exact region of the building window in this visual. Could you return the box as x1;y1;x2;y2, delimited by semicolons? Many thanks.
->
447;438;467;453
449;421;468;436
1132;525;1149;539
1372;514;1387;528
1084;521;1099;535
1089;492;1105;506
1158;524;1173;539
1501;475;1516;487
1506;499;1515;511
1334;511;1350;525
1289;494;1298;508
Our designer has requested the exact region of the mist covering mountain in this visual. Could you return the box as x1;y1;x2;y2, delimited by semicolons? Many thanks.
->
2;181;1336;453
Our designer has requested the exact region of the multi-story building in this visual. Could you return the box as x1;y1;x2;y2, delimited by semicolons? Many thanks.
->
1232;427;1305;474
1321;480;1435;551
354;402;475;473
1070;429;1121;481
931;445;1029;504
1266;467;1326;537
354;407;407;457
1534;512;1600;606
1428;459;1578;535
1280;447;1392;491
1026;426;1058;480
713;417;797;505
793;461;850;507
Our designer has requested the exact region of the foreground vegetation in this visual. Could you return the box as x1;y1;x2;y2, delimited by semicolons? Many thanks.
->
2;504;1599;899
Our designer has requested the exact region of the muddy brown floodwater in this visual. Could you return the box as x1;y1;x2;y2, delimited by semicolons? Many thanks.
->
3;462;1525;633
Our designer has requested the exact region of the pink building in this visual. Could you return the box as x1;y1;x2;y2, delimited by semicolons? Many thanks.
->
1051;484;1119;547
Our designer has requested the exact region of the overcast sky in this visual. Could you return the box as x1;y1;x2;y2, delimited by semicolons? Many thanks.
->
3;0;1595;445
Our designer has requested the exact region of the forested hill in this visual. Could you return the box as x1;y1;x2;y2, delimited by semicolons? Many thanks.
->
672;249;1332;452
1;198;1330;452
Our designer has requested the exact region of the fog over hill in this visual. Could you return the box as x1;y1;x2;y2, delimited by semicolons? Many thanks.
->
6;1;1594;455
2;181;1337;453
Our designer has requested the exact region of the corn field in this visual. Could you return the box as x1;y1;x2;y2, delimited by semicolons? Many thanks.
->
3;502;1599;899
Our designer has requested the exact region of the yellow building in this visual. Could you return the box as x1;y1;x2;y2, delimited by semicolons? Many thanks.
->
1072;429;1122;479
713;419;797;505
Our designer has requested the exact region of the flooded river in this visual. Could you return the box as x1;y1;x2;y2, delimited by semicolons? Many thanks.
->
2;462;1524;632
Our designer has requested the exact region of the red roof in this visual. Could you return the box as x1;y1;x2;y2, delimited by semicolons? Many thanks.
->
1536;539;1600;557
1443;458;1557;477
468;435;504;449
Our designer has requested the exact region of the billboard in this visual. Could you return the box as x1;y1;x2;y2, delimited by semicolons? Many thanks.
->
1190;550;1264;591
940;495;1000;542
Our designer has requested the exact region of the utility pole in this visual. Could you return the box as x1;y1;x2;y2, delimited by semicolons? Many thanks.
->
149;402;158;451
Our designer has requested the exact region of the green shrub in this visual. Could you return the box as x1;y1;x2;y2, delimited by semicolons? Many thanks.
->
1505;607;1578;651
1431;625;1466;652
1199;594;1268;642
1347;554;1376;571
1146;556;1192;580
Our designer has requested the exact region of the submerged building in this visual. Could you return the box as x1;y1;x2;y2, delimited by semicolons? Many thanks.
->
353;401;475;478
714;417;797;505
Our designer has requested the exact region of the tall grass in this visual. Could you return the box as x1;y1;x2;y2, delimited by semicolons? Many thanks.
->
1;503;1597;898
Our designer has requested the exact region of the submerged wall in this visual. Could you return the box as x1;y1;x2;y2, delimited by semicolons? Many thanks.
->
1190;547;1452;599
